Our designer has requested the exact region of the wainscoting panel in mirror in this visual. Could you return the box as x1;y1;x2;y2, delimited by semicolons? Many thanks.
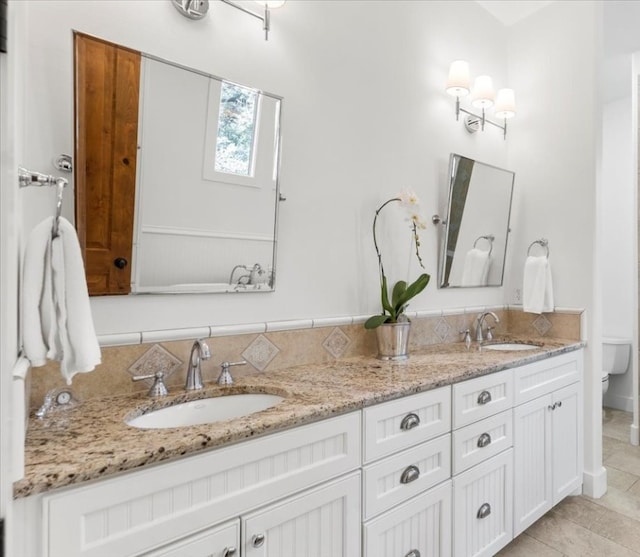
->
74;32;282;296
438;154;515;288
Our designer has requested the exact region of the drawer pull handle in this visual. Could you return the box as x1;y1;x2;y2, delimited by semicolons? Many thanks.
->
405;551;421;557
477;390;492;405
222;548;237;557
400;465;420;484
477;433;492;448
477;503;492;519
400;413;420;431
252;534;265;548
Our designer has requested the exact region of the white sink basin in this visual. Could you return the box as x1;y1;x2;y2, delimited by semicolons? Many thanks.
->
126;393;284;429
483;343;540;351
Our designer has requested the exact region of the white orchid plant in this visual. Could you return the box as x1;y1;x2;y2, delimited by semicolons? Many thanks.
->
364;189;430;330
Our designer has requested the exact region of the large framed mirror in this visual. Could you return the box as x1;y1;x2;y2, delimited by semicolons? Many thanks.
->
74;32;283;296
438;153;515;288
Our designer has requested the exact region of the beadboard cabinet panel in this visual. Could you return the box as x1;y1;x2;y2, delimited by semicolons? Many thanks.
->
363;481;452;557
363;434;451;520
453;450;514;557
44;412;360;557
139;520;239;557
242;473;361;557
452;369;513;429
363;387;451;463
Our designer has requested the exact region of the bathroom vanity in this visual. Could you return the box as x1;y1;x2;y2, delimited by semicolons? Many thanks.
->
13;342;583;557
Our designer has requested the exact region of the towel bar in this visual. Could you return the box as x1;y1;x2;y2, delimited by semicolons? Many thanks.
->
527;238;549;258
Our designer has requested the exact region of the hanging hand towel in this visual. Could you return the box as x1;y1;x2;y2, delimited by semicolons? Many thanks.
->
22;217;101;384
522;255;554;314
461;248;491;286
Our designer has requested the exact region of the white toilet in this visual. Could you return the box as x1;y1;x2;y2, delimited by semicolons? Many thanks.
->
602;337;631;395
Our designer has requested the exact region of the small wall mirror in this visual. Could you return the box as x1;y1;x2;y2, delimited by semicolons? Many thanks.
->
74;32;282;296
437;153;515;288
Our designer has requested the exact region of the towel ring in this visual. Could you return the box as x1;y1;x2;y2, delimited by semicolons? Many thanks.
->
527;238;549;258
473;234;495;256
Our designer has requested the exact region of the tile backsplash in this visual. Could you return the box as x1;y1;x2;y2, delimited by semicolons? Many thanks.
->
27;307;582;409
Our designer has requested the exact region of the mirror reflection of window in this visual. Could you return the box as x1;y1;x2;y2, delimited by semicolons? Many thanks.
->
215;82;259;177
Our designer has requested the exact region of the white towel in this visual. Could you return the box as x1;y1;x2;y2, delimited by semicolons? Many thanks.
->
461;248;491;286
22;217;101;384
523;255;554;314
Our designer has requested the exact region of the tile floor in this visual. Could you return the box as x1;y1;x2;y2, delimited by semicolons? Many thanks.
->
497;408;639;557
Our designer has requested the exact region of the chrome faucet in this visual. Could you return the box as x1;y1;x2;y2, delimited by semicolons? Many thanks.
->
185;339;211;391
475;311;500;342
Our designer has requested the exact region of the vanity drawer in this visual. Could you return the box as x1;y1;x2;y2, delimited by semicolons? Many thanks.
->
363;386;451;463
453;449;513;557
43;412;361;557
362;433;451;520
452;409;513;475
363;480;452;557
514;350;583;405
452;369;513;429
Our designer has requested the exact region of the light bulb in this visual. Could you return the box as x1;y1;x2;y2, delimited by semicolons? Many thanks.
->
494;88;516;119
471;75;495;109
446;60;470;97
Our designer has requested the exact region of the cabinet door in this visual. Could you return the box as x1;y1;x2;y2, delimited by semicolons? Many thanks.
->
551;382;583;503
513;394;552;536
363;481;452;557
453;450;513;557
242;472;361;557
140;520;239;557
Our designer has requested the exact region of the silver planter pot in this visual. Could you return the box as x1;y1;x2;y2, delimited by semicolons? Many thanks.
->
375;321;411;361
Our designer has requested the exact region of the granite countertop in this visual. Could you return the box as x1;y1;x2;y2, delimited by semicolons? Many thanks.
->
15;337;584;498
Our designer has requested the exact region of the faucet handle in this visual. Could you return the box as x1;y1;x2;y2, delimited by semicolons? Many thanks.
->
217;360;247;385
133;371;169;397
460;329;472;350
486;326;495;341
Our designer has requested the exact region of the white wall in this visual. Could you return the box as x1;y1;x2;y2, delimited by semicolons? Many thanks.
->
602;96;635;411
19;0;511;335
506;0;603;496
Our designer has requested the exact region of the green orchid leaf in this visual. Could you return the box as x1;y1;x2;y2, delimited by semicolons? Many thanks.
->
394;273;430;310
391;280;407;309
364;314;391;329
380;275;394;315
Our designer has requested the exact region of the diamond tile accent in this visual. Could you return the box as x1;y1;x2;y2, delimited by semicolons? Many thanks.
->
322;328;351;359
532;314;553;336
434;318;451;342
128;345;182;384
242;335;280;371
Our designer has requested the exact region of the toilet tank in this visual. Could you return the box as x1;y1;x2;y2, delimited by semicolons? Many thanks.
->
603;337;631;375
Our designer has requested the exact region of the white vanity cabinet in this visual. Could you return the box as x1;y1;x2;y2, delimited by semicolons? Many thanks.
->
513;352;583;536
362;387;453;557
14;348;585;557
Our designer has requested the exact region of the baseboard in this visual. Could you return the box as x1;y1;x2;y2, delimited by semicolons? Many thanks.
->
603;392;633;413
583;466;607;498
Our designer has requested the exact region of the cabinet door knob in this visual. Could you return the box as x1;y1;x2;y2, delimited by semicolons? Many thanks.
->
477;502;492;519
556;400;562;408
252;534;265;548
400;465;421;484
400;413;420;431
405;550;421;557
477;390;492;405
548;403;556;411
477;433;492;448
222;547;237;557
113;257;128;269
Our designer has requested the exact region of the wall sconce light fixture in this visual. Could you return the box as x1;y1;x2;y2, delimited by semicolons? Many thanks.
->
172;0;286;40
446;60;516;139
